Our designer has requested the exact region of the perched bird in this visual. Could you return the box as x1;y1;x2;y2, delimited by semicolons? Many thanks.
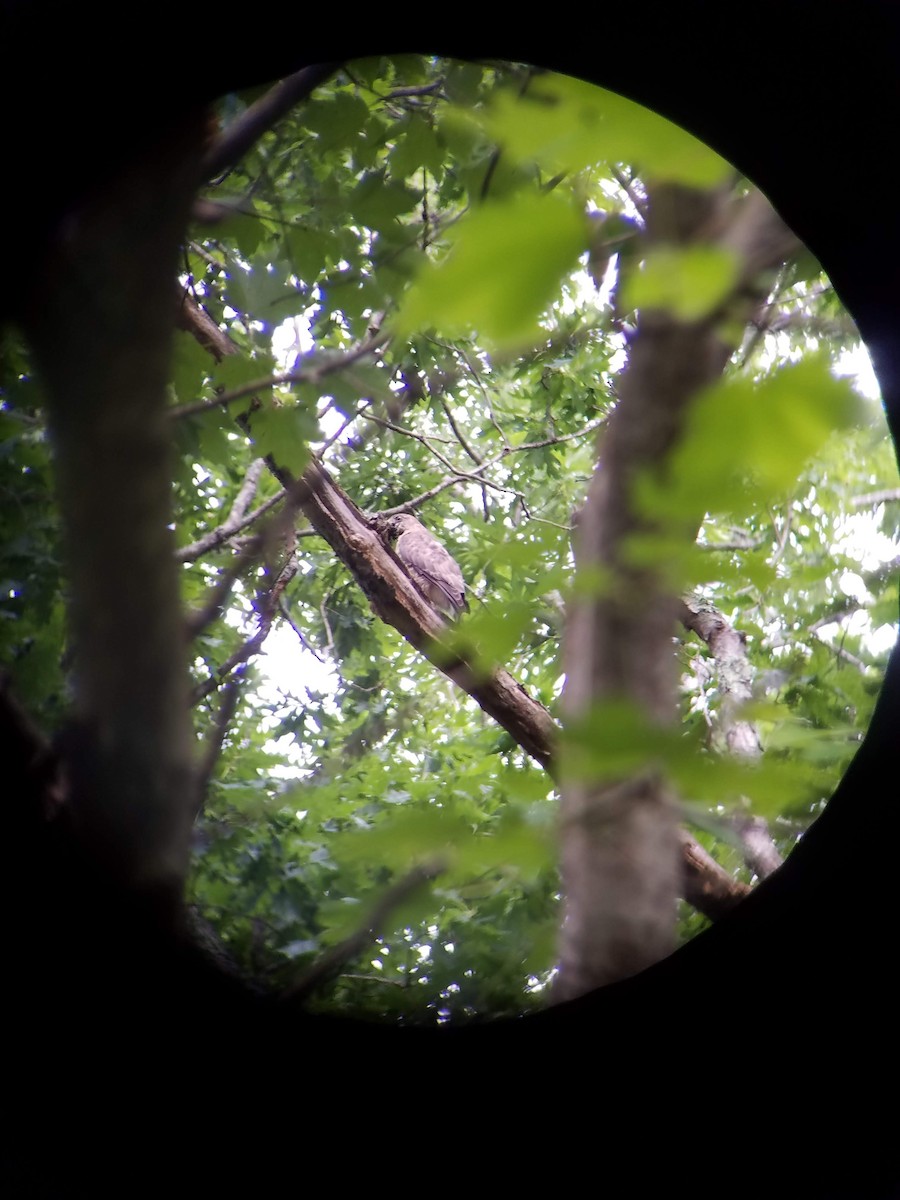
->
386;513;469;618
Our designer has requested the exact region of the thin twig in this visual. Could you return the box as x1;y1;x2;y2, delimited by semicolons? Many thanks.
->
185;472;309;640
386;81;444;100
769;504;792;568
337;974;408;988
610;165;647;219
370;416;606;516
452;341;510;448
186;535;264;640
439;395;483;465
281;859;447;1003
361;412;455;446
177;456;266;560
191;550;299;705
176;487;287;563
278;600;325;663
319;597;337;658
812;631;871;673
852;488;900;507
169;332;390;421
358;414;527;503
319;398;375;453
188;241;227;271
699;534;766;552
195;672;244;816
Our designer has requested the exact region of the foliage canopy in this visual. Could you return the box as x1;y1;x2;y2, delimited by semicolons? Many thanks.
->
2;55;897;1022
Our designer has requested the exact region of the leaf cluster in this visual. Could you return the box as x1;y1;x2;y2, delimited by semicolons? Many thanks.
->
3;55;897;1022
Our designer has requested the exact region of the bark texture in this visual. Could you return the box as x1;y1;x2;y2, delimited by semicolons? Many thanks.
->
680;599;783;878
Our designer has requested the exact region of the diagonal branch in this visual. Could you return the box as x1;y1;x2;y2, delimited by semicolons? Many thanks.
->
169;330;389;421
282;858;447;1004
176;487;288;564
195;672;245;816
175;290;750;920
202;62;344;181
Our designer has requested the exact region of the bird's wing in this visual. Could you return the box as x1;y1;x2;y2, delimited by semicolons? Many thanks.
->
396;525;467;613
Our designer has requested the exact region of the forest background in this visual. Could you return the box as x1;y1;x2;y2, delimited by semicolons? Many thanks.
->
3;54;898;1022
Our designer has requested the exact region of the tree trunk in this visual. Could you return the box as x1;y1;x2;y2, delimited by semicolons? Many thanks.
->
21;113;209;912
556;182;799;998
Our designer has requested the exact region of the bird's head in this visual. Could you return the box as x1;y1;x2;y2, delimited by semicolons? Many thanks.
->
385;513;422;541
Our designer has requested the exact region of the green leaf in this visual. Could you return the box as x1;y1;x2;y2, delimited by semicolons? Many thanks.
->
451;810;556;881
302;92;370;149
217;207;267;258
349;171;420;230
316;897;364;945
622;246;740;322
445;62;483;105
455;603;533;672
195;414;236;473
335;809;468;871
394;190;586;349
482;74;731;187
226;258;293;327
388;115;445;180
560;701;678;782
637;357;865;522
212;349;276;391
170;332;212;405
438;107;491;167
284;226;333;283
249;404;316;475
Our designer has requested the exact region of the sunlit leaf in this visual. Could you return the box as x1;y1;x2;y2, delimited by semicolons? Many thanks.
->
637;357;864;522
170;333;212;405
622;246;740;322
212;350;276;391
349;171;420;230
249;404;317;475
481;74;731;187
395;190;586;349
226;258;293;328
389;114;445;179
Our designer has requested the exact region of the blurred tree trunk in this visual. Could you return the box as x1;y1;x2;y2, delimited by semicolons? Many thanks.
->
557;182;799;999
20;113;209;913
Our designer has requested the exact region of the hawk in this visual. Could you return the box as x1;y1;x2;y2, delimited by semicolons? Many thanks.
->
385;513;469;617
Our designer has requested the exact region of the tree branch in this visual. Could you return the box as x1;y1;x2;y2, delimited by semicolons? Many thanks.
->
852;488;900;507
175;291;750;920
190;509;302;703
679;828;750;911
176;458;290;562
282;859;447;1004
679;598;783;878
195;673;244;816
169;330;390;421
202;62;344;181
439;394;483;465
